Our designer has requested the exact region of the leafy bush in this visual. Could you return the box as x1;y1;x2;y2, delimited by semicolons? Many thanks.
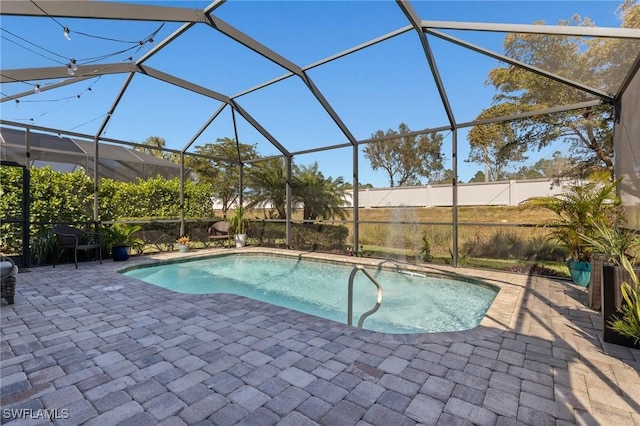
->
98;177;214;221
1;167;94;254
249;222;286;247
249;221;348;252
418;231;433;262
461;229;567;261
291;223;349;251
30;230;57;265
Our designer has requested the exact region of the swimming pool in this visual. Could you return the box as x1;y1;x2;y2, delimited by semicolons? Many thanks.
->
123;254;498;334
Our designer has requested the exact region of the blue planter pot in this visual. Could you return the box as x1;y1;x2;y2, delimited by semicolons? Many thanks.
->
567;260;591;287
111;245;131;261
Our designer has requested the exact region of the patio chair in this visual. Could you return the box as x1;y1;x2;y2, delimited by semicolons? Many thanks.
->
1;254;17;305
208;221;231;248
52;225;103;269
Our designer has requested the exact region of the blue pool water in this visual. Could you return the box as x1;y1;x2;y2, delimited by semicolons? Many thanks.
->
123;255;498;334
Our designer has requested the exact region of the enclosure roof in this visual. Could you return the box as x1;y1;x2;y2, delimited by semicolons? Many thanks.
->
1;1;639;165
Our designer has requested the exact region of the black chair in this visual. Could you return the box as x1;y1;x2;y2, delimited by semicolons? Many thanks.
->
1;254;17;304
52;225;102;268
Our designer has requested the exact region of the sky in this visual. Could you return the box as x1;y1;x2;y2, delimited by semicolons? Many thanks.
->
0;0;632;187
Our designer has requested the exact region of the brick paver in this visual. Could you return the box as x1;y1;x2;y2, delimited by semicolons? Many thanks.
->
1;248;638;425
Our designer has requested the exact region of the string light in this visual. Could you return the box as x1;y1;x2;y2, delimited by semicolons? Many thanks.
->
4;76;102;126
67;58;78;75
3;21;164;80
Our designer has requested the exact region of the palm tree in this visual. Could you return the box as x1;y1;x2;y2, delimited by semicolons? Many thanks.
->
294;162;350;221
246;158;288;219
138;136;169;160
246;160;351;221
523;176;623;261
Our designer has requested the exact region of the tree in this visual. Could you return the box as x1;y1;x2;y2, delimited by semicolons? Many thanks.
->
481;2;640;180
246;157;288;219
187;137;258;216
363;123;444;187
136;136;170;161
430;169;457;185
468;171;487;183
507;151;572;180
246;159;350;220
342;182;374;189
466;104;528;181
136;136;181;163
294;162;351;221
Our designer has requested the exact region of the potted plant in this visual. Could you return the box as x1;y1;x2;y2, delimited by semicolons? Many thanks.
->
101;223;144;261
523;177;622;286
230;205;248;248
177;236;190;253
603;255;640;348
581;221;640;347
579;221;638;310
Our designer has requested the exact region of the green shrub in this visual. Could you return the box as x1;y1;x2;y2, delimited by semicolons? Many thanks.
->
249;222;286;247
248;221;348;252
30;229;57;265
98;177;214;221
461;229;567;261
418;231;433;262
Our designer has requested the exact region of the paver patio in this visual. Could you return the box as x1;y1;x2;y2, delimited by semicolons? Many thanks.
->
1;248;639;425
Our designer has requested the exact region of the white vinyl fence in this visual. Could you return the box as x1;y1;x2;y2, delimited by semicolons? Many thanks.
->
353;179;566;208
215;179;566;210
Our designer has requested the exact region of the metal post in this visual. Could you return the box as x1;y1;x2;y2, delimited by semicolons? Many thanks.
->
452;129;459;267
179;152;185;237
22;166;30;267
232;107;243;207
352;144;359;253
286;156;292;249
23;129;31;266
239;163;244;207
93;135;99;223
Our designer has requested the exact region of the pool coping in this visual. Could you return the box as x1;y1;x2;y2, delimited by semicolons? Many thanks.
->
117;247;526;345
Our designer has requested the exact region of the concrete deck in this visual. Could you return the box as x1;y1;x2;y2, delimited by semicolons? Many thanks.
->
1;248;639;425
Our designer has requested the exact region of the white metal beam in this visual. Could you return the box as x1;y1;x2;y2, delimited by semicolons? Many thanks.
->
616;51;640;99
231;25;412;100
181;104;228;154
303;26;413;71
206;15;302;75
421;20;640;40
426;28;613;102
229;100;290;157
299;73;358;145
0;1;208;23
137;23;197;65
136;65;230;103
0;75;95;103
456;100;603;128
0;63;136;84
396;0;457;128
